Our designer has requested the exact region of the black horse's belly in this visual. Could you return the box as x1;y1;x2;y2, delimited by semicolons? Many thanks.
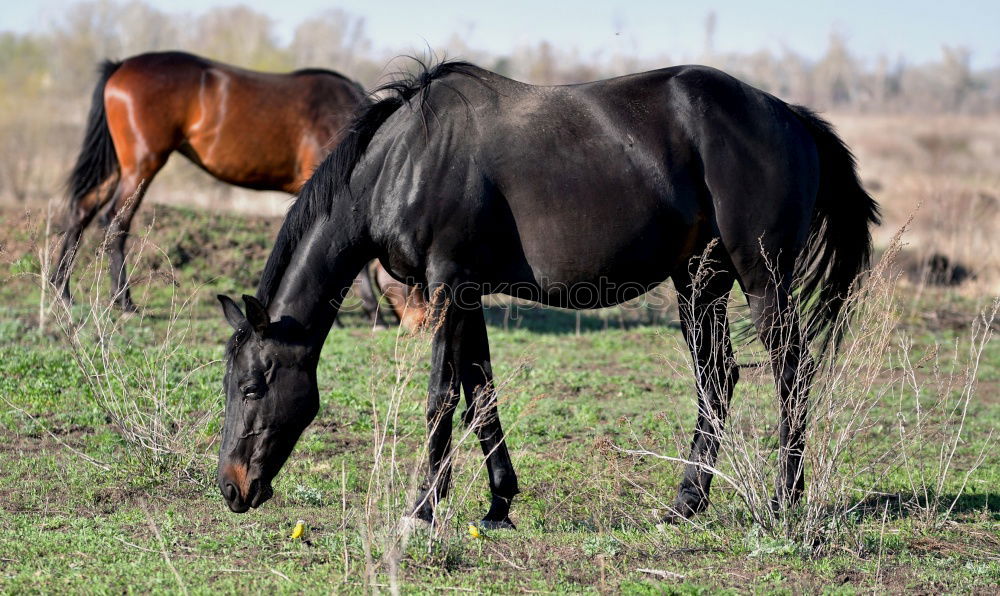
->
505;276;666;309
520;240;680;308
493;197;699;308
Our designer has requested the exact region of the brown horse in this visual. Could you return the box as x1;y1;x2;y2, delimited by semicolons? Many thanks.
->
53;50;421;326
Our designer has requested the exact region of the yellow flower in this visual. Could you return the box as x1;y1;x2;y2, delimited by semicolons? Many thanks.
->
468;524;481;539
291;519;305;540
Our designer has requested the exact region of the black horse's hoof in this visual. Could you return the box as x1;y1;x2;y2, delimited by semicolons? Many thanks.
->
479;517;516;530
769;493;803;515
115;300;140;314
659;492;709;525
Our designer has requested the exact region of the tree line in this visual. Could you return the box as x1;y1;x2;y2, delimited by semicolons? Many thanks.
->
1;1;997;201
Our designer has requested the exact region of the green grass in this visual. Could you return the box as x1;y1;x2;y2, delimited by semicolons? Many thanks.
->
1;204;997;593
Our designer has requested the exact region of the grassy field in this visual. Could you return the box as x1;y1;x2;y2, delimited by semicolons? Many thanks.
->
3;108;1000;594
0;199;997;594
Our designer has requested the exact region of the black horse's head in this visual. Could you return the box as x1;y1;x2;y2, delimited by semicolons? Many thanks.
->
216;294;320;513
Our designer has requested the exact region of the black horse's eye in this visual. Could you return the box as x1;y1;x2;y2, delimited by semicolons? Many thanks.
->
241;383;265;400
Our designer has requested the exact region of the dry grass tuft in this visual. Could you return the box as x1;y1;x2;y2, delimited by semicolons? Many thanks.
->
617;221;996;553
40;198;218;478
834;113;1000;295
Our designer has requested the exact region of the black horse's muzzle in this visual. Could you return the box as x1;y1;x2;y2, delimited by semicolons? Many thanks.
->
219;466;273;513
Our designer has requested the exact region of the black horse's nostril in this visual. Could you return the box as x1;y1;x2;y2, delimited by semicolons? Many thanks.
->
224;482;238;503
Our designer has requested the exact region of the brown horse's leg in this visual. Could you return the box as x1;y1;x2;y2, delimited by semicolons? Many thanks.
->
664;252;737;522
102;159;166;311
353;264;390;328
99;73;179;312
51;178;118;302
375;264;427;331
400;285;428;331
376;265;407;322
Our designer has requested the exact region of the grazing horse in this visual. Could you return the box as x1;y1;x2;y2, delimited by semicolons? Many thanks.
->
52;50;418;325
216;61;879;527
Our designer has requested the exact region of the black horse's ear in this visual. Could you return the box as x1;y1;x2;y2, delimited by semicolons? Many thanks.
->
218;294;246;330
242;294;270;335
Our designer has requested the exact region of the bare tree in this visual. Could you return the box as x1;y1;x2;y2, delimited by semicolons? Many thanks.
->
116;0;180;57
813;31;858;108
703;11;716;63
940;46;974;111
187;5;288;71
289;9;370;73
48;0;122;97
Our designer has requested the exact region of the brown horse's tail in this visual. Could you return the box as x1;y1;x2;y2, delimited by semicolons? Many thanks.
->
788;105;881;354
66;60;122;210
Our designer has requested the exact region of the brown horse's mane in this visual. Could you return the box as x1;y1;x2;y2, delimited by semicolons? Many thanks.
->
256;59;478;305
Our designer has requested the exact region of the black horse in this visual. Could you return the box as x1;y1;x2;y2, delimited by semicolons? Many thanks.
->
216;61;879;527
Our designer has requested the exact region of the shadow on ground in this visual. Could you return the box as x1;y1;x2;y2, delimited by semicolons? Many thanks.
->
852;492;1000;521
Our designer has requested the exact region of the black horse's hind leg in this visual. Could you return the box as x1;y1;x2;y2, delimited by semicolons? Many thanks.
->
412;272;518;527
458;302;518;529
746;281;814;511
664;254;738;522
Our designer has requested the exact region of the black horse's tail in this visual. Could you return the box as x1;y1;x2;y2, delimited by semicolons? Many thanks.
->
66;60;122;210
788;105;881;353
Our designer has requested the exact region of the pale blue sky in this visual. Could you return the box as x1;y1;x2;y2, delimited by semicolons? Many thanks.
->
3;0;999;69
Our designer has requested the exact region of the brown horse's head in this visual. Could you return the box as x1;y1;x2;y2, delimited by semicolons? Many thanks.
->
216;294;319;513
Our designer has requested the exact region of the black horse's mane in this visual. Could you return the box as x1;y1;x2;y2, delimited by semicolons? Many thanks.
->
257;59;478;304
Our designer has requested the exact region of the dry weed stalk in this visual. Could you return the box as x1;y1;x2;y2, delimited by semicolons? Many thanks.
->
0;202;61;334
47;198;218;477
895;296;997;524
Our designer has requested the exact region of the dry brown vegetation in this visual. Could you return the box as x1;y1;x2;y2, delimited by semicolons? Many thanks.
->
835;112;1000;296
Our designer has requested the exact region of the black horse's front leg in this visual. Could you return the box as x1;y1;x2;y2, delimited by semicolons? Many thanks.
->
458;302;518;529
412;294;462;523
411;279;519;528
